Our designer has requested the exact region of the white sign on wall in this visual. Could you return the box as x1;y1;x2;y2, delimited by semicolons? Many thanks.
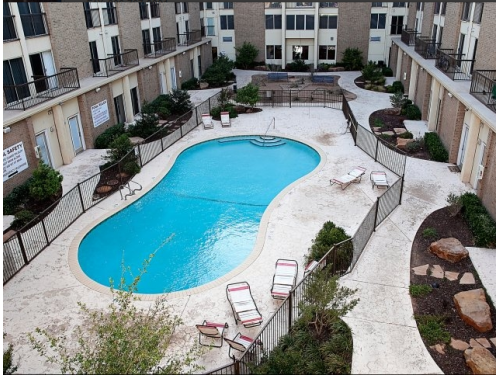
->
3;141;29;182
91;100;110;127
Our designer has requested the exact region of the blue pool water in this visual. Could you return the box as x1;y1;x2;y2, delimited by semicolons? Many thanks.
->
78;136;320;293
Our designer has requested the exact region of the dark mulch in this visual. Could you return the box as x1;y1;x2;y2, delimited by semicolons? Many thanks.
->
410;206;496;374
353;75;389;92
369;109;431;161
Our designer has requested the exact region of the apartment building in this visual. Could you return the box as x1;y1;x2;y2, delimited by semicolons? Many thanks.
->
3;2;213;196
199;2;408;67
389;2;496;218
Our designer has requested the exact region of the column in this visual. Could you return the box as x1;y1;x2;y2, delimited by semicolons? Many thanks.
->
408;60;418;100
122;75;134;123
460;112;481;184
52;104;74;164
395;47;403;80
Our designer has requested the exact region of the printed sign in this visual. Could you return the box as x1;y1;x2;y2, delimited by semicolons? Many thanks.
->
3;141;28;182
91;100;110;127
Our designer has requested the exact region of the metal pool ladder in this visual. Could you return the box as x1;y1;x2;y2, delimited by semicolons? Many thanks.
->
119;180;143;200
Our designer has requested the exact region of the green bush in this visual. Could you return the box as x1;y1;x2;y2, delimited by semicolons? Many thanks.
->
169;89;192;115
424;132;448;162
3;335;18;375
235;83;260;108
458;192;496;247
11;209;36;230
415;315;451;345
201;54;235;86
373;118;385;128
3;179;32;215
127;113;159;139
235;41;259;69
390;91;406;111
399;131;414;139
180;77;199;90
382;67;393;77
409;284;433;297
392;81;404;93
286;59;309;72
406;137;424;153
362;61;383;82
404;104;422;120
94;123;126;149
306;221;351;264
210;104;238;119
341;48;364;71
422;227;438;239
104;134;134;165
29;161;63;202
122;160;141;176
386;85;396;93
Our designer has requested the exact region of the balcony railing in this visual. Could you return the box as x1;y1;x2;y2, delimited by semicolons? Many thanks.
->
20;13;48;38
435;48;474;81
177;30;201;46
91;49;139;78
4;68;80;111
415;36;440;59
144;38;176;58
286;2;314;8
470;70;496;113
401;29;419;46
319;2;339;7
265;2;282;8
84;8;101;28
3;15;18;41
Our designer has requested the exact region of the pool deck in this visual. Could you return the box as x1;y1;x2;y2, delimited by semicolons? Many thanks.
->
3;70;492;374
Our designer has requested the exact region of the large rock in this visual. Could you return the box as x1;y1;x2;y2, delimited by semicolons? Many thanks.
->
396;137;414;150
464;347;496;374
429;237;469;263
454;289;493;332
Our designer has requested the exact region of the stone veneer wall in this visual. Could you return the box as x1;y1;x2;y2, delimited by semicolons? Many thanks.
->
414;68;431;121
440;3;461;50
234;2;266;62
474;2;496;70
436;90;466;163
337;2;371;65
116;3;143;58
174;53;193;86
406;2;417;30
137;66;160;104
478;130;496;220
160;3;177;41
420;2;435;37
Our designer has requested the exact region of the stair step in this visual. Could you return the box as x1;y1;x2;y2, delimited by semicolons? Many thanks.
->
249;140;286;147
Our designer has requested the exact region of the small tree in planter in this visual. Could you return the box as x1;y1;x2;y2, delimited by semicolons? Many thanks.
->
235;41;259;69
341;48;364;71
390;91;406;115
29;161;63;202
104;134;134;165
235;83;260;109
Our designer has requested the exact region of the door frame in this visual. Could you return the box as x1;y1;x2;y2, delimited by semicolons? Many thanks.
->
457;123;469;169
68;114;85;155
35;130;53;167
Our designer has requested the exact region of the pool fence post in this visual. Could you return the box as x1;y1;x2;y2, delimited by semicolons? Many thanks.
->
16;232;29;265
195;106;198;127
373;197;380;232
234;358;240;375
288;291;293;330
77;183;86;213
399;176;404;205
323;90;326;108
41;217;50;246
375;138;380;162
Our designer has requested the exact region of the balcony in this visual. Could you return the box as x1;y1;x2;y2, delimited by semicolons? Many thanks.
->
91;49;139;78
144;38;176;58
177;30;202;46
20;13;48;38
401;29;419;46
265;2;282;8
435;48;475;81
470;70;496;113
286;2;314;8
415;36;440;59
319;2;338;7
84;8;101;29
3;15;18;41
4;68;80;111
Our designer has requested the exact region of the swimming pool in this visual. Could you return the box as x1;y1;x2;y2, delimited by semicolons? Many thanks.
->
77;136;321;293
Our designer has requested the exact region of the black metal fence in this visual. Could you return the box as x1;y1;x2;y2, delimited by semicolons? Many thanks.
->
415;36;441;59
256;89;342;109
177;30;202;46
144;38;177;58
435;48;474;81
401;29;420;46
91;49;139;78
3;91;221;285
205;94;406;375
470;70;496;113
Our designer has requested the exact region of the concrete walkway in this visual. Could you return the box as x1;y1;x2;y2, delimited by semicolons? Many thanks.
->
3;70;486;374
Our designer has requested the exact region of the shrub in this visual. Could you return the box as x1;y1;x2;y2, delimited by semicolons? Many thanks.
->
406;137;424;153
169;89;192;115
458;192;496;247
409;284;433;297
390;91;406;112
373;118;385;128
286;59;309;72
235;83;260;108
235;41;259;69
415;315;451;345
123;160;141;176
180;77;199;90
3;179;32;215
3;335;18;375
201;54;234;86
399;131;414;139
404;104;422;120
318;63;333;72
95;123;126;149
362;61;383;82
424;132;448;162
104;134;134;165
29;161;63;202
341;48;364;71
210;104;237;119
382;67;393;77
306;221;351;264
422;227;438;239
386;85;396;93
11;209;36;230
127;113;159;139
392;81;404;93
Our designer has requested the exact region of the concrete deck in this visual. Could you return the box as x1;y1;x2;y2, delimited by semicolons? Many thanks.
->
3;70;486;374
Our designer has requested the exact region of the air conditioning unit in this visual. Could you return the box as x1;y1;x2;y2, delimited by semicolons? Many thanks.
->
477;165;485;180
34;145;41;158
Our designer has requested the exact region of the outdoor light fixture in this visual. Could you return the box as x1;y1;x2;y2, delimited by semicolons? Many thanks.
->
447;92;453;98
3;127;11;134
95;87;101;93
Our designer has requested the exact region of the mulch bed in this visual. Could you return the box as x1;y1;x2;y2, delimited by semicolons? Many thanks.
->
410;206;496;374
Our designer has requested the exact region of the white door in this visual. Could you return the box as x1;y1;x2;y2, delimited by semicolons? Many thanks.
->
42;51;57;89
68;115;84;155
159;72;167;94
457;124;469;169
35;132;52;167
472;141;486;189
170;67;177;90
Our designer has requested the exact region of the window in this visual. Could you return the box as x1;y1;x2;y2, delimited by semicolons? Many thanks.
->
103;3;117;25
473;3;483;24
222;2;233;9
457;33;465;56
318;45;335;60
206;17;215;35
370;13;386;29
266;2;282;8
142;30;151;55
131;87;140;115
89;41;100;74
391;15;404;34
266;14;282;29
393;2;405;7
286;14;295;30
461;2;471;21
319;2;338;8
17;2;47;37
441;2;446;15
292;45;308;60
3;4;17;41
152;27;161;50
319;15;337;29
111;35;121;65
371;2;383;7
296;15;304;29
434;2;440;14
286;15;313;30
206;2;213;9
416;2;422;11
222;36;232;42
220;15;234;30
139;2;148;19
370;36;382;41
305;15;314;30
175;2;188;14
266;45;282;59
3;58;29;104
150;2;160;18
83;3;100;29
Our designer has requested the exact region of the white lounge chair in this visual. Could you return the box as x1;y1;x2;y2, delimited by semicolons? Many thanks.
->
224;332;262;360
195;320;228;348
202;113;214;129
226;282;263;328
330;166;366;190
271;259;298;300
370;171;389;189
221;111;231;127
303;259;327;277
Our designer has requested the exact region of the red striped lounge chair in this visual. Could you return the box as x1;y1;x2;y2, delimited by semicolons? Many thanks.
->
224;332;262;360
195;320;228;348
330;166;367;190
226;281;263;328
271;259;298;300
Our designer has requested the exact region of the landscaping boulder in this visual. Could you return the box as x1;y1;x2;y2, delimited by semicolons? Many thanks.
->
454;289;493;332
464;346;496;374
199;82;209;89
429;237;469;263
328;67;345;72
396;137;414;150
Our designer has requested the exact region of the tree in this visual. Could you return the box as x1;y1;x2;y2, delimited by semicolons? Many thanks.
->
235;42;259;69
28;256;205;374
201;54;235;87
341;48;364;71
103;134;134;165
29;161;63;201
390;91;406;114
235;83;260;108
